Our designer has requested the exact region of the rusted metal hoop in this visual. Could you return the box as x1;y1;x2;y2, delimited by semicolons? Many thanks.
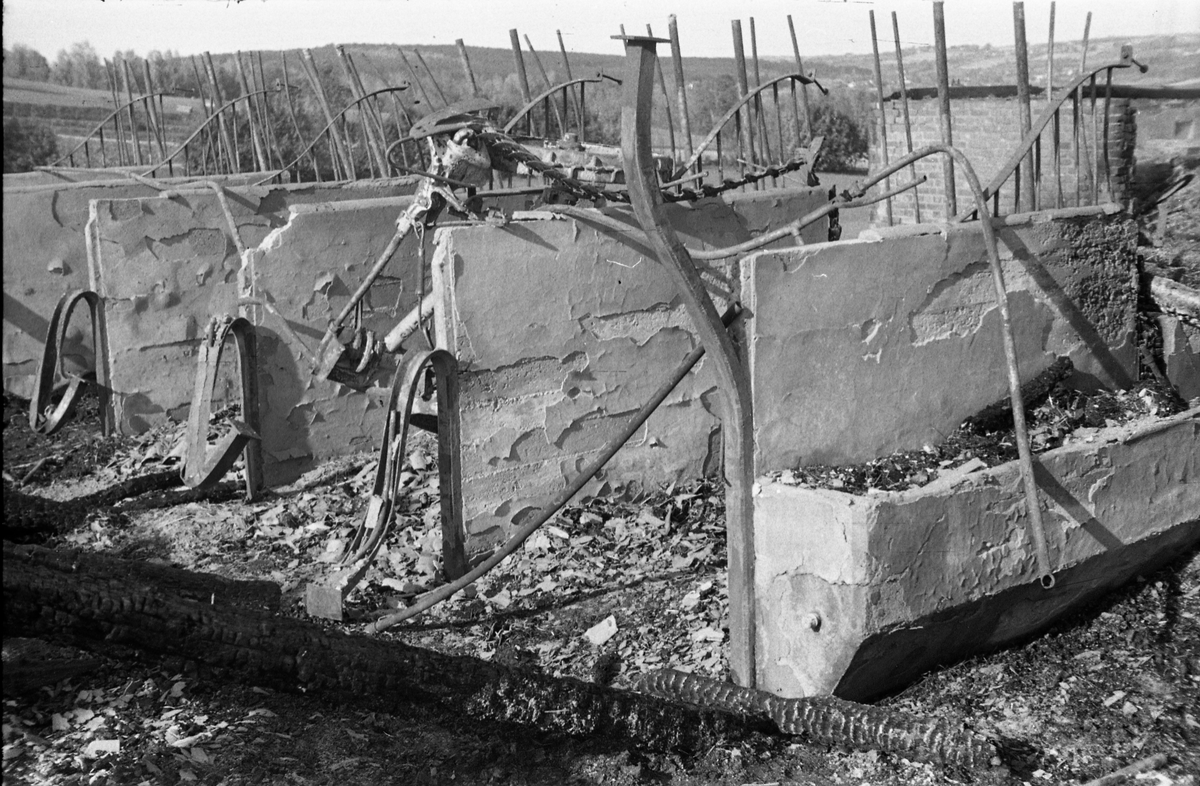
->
182;316;263;496
29;290;108;436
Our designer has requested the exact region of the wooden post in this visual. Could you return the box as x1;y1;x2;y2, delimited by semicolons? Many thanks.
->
523;34;567;138
203;52;238;173
234;52;270;173
510;29;534;134
413;49;449;106
1013;2;1035;212
667;16;696;170
120;58;144;166
730;20;758;187
870;10;893;226
786;16;813;144
892;12;921;222
455;39;481;97
301;49;354;179
647;24;678;164
336;46;389;175
555;31;583;134
933;2;956;217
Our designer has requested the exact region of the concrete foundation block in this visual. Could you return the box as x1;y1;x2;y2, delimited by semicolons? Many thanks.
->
754;407;1200;701
743;207;1139;472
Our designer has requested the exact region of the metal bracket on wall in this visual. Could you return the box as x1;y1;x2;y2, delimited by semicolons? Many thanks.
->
182;315;263;497
29;290;110;437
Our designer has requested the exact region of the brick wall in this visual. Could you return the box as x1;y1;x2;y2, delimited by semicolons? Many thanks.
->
871;92;1136;224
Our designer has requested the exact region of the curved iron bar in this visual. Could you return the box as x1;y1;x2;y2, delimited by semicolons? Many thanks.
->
182;315;262;497
257;85;412;185
49;93;170;168
502;73;622;135
954;46;1140;222
29;291;108;436
133;86;281;177
544;173;925;261
681;73;828;175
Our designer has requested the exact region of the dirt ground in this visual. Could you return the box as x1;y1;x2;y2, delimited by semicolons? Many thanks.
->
3;154;1199;785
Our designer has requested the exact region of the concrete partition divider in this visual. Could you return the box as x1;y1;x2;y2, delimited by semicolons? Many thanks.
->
742;205;1139;472
82;180;422;436
3;172;269;398
431;186;830;551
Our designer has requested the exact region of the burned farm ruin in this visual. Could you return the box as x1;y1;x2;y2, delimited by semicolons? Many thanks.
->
4;0;1199;740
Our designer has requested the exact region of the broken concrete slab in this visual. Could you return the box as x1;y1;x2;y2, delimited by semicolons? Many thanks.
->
742;206;1139;472
753;407;1200;701
433;186;829;550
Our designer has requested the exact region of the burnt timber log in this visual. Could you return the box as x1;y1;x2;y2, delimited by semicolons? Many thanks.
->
3;543;999;768
3;542;755;752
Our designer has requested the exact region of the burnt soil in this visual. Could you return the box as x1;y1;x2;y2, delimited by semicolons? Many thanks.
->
4;155;1200;786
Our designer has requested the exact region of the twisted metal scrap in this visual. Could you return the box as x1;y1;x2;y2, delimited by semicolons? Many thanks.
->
632;670;998;770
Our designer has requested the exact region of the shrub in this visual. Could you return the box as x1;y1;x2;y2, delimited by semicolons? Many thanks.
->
3;117;60;173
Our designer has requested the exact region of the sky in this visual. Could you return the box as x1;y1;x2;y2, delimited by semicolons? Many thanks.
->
3;0;1198;63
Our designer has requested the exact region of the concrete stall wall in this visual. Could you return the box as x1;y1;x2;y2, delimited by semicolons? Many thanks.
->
434;186;830;549
86;184;423;436
4;175;419;399
241;197;429;486
871;94;1135;224
4;172;268;398
753;409;1200;700
742;206;1139;472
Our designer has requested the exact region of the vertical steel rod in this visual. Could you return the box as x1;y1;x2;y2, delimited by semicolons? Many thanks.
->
892;11;921;222
933;2;956;216
870;10;893;226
